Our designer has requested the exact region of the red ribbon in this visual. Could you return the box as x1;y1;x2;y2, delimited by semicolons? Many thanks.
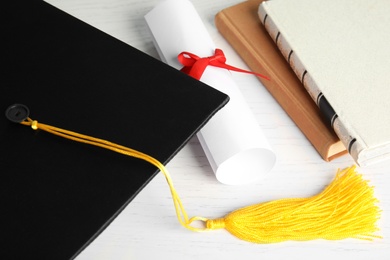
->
178;48;269;81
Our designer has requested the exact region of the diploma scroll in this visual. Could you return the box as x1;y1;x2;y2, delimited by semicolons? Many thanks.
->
145;0;276;185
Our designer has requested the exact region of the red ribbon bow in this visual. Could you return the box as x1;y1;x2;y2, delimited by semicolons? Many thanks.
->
178;48;269;81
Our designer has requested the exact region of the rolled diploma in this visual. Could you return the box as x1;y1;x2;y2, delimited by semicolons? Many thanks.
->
145;0;276;185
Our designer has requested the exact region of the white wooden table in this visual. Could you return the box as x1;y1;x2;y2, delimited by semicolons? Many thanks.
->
45;0;390;259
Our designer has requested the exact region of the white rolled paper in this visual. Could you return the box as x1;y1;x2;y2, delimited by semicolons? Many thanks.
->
145;0;276;185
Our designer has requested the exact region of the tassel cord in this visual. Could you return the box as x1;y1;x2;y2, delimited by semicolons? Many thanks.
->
21;118;206;232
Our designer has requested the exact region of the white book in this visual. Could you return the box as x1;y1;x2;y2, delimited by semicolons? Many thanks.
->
258;0;390;166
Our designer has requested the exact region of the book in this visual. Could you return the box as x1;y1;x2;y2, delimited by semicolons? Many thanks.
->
215;0;347;162
258;0;390;166
1;1;228;259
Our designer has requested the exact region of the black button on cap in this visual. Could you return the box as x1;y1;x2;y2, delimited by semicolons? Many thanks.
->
5;104;30;123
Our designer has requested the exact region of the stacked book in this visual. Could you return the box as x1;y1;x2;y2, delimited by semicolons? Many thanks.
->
216;0;390;166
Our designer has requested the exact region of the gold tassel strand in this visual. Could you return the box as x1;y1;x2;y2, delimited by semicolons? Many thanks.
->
19;116;381;243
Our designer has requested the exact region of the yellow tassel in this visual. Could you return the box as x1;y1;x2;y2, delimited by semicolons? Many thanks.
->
18;116;381;243
204;166;381;243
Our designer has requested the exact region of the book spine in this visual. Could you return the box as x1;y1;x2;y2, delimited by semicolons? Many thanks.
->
258;3;362;162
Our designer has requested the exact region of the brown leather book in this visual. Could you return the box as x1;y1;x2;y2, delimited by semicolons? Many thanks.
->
215;0;347;161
